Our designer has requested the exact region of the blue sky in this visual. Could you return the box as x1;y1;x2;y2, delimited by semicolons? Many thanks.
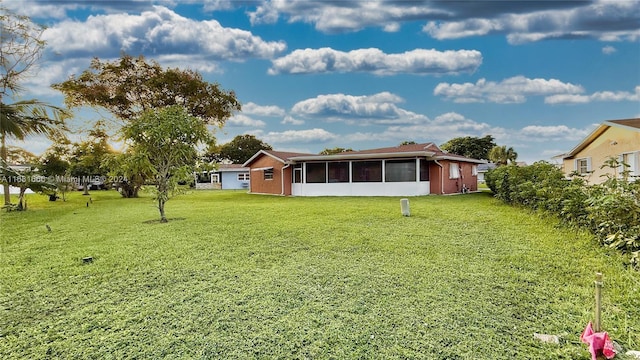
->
6;0;640;164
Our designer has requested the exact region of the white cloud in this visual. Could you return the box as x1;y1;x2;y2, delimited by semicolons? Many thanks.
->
519;125;590;141
41;5;286;61
434;76;584;103
281;116;304;125
242;102;286;117
602;45;617;55
269;48;482;75
227;114;266;127
423;1;640;44
245;0;640;43
345;112;501;144
290;92;428;125
545;86;640;104
260;128;338;143
248;1;445;32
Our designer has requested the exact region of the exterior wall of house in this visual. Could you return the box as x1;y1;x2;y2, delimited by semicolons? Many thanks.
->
248;155;479;196
293;181;430;196
248;156;287;195
220;171;250;190
429;162;443;195
439;160;478;194
562;126;640;184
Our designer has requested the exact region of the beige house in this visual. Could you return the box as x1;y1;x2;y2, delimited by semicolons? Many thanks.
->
556;118;640;184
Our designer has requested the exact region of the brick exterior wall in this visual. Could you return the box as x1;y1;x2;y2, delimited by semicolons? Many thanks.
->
248;156;289;195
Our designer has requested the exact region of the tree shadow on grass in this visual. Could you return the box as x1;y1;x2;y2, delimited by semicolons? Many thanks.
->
142;217;186;224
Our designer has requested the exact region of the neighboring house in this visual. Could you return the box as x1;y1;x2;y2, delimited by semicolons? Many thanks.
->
555;118;640;184
195;164;250;190
477;163;497;184
242;143;485;196
0;164;36;194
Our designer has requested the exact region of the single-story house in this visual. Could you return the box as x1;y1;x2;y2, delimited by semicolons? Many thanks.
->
242;142;486;196
554;118;640;184
195;164;250;190
476;163;497;184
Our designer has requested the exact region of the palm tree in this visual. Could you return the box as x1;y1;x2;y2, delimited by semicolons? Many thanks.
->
1;100;68;204
488;145;518;166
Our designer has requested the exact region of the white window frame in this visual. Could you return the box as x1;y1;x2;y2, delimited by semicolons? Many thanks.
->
264;169;274;180
619;151;640;178
449;163;460;179
237;173;250;181
472;165;478;176
574;157;591;175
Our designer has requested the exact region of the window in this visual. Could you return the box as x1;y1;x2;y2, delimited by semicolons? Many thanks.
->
621;152;639;178
449;163;460;179
306;162;326;183
385;159;416;182
352;161;382;182
419;159;430;181
472;165;478;176
328;162;349;183
575;158;591;175
264;169;274;180
237;173;250;181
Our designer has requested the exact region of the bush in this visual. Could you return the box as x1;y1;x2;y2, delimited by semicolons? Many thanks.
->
486;160;640;268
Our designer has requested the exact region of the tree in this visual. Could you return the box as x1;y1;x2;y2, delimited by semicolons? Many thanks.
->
53;53;241;126
440;135;496;160
68;123;114;195
122;106;212;222
320;147;353;155
40;139;73;201
488;145;518;166
1;8;69;204
53;53;240;197
213;134;272;164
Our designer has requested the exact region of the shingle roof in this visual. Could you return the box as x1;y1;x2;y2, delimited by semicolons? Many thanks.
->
245;142;486;166
263;150;316;162
340;142;441;155
606;118;640;130
242;150;315;167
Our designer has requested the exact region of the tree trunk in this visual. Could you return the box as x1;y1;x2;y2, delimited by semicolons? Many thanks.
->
1;134;10;205
82;179;90;195
158;198;167;223
118;182;139;198
17;187;26;211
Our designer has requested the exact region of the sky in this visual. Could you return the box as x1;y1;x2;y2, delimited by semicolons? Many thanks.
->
5;0;640;164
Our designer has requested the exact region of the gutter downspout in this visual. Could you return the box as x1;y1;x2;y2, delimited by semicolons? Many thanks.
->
434;160;444;195
281;163;291;196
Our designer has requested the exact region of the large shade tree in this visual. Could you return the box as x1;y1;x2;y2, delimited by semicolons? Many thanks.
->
52;54;241;126
440;135;496;160
123;106;212;222
53;54;241;197
1;7;69;204
213;134;272;164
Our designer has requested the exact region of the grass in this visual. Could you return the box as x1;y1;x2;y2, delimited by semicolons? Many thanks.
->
1;190;639;359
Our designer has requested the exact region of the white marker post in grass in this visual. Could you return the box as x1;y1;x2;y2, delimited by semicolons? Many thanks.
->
594;272;603;332
400;198;410;217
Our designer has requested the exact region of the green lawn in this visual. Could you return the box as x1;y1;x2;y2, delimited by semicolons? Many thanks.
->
1;190;639;359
